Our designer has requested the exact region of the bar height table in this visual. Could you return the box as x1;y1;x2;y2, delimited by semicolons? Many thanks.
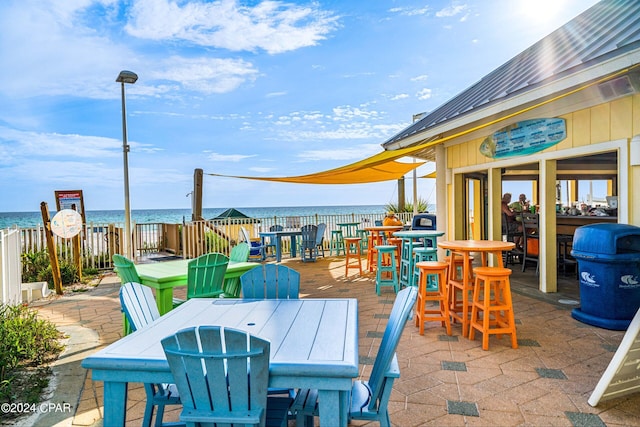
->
437;240;515;337
392;230;444;288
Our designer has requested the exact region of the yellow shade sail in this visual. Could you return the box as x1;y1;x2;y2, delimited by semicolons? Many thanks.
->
208;65;639;187
207;159;424;184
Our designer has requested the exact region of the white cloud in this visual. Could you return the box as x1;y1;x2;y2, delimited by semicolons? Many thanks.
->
206;152;256;162
417;88;433;100
151;57;259;94
389;6;430;17
297;144;381;161
435;4;469;18
0;126;122;159
411;74;429;81
249;166;276;173
390;94;409;101
266;91;288;98
125;0;340;54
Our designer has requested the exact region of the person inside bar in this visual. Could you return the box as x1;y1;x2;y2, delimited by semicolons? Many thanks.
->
502;193;523;250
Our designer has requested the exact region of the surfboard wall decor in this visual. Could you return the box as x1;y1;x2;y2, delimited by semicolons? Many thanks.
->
479;117;566;159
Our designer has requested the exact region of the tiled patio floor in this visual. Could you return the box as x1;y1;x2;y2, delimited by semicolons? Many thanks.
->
28;254;640;427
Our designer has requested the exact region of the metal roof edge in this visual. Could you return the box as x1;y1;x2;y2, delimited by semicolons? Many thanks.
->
383;51;640;152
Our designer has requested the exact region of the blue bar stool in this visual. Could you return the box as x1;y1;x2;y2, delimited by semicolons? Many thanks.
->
399;240;423;288
330;229;345;255
412;247;438;287
375;245;399;295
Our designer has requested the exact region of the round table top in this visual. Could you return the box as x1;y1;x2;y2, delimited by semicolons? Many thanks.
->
364;225;404;232
438;240;515;251
393;230;445;238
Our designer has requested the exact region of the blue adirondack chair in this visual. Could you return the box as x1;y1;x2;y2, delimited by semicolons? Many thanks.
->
292;286;418;427
187;252;230;299
315;223;327;257
119;282;181;427
221;242;250;298
300;224;318;262
264;224;283;256
161;326;292;427
240;264;300;299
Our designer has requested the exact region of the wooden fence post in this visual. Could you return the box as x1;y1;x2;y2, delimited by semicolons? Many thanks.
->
40;202;63;295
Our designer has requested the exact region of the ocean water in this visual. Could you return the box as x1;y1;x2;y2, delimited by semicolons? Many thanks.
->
0;205;392;229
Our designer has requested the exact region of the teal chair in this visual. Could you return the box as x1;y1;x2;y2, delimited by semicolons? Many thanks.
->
292;287;418;426
240;264;300;299
119;282;181;427
187;252;230;299
315;223;327;257
300;224;318;262
162;326;292;427
222;243;250;298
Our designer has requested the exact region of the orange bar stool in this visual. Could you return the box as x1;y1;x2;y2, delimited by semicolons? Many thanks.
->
412;247;438;287
415;261;451;336
344;237;363;276
375;245;399;295
469;266;518;350
445;254;475;336
367;234;378;272
356;229;369;252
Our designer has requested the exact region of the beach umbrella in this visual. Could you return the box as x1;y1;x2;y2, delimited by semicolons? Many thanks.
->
212;208;251;220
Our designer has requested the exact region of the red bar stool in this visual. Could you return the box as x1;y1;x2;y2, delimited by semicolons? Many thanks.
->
344;237;363;277
415;261;451;335
469;266;518;350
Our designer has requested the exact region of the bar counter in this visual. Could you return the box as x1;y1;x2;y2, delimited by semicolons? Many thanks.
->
556;214;617;236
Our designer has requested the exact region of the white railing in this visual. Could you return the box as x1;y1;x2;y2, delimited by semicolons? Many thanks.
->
1;227;22;304
12;212;413;269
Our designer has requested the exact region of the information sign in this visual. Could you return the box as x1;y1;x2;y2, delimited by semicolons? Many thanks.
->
51;209;83;239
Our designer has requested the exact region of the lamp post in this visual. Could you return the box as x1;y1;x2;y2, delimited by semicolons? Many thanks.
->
116;70;138;259
412;112;427;215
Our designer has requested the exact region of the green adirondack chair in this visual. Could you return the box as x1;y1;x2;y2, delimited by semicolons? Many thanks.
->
221;243;250;298
187;252;230;299
112;254;141;335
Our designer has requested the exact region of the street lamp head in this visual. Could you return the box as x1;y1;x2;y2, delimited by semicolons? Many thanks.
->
116;70;138;84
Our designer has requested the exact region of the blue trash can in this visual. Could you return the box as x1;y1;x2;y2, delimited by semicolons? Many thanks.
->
571;223;640;330
411;213;437;247
412;213;436;231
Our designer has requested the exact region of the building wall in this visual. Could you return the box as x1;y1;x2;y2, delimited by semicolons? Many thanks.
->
442;93;640;291
448;94;640;167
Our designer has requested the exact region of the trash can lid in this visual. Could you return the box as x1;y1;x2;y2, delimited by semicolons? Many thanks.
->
573;223;640;255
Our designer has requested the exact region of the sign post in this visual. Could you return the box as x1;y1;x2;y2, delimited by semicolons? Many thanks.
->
40;202;63;295
55;190;85;281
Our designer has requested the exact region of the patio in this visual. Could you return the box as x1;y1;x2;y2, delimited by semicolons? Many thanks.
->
29;254;639;427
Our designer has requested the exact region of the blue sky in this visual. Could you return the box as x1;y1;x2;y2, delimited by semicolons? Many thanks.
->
0;0;600;213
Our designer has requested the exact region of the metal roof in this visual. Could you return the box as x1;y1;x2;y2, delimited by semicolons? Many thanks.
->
383;0;640;150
